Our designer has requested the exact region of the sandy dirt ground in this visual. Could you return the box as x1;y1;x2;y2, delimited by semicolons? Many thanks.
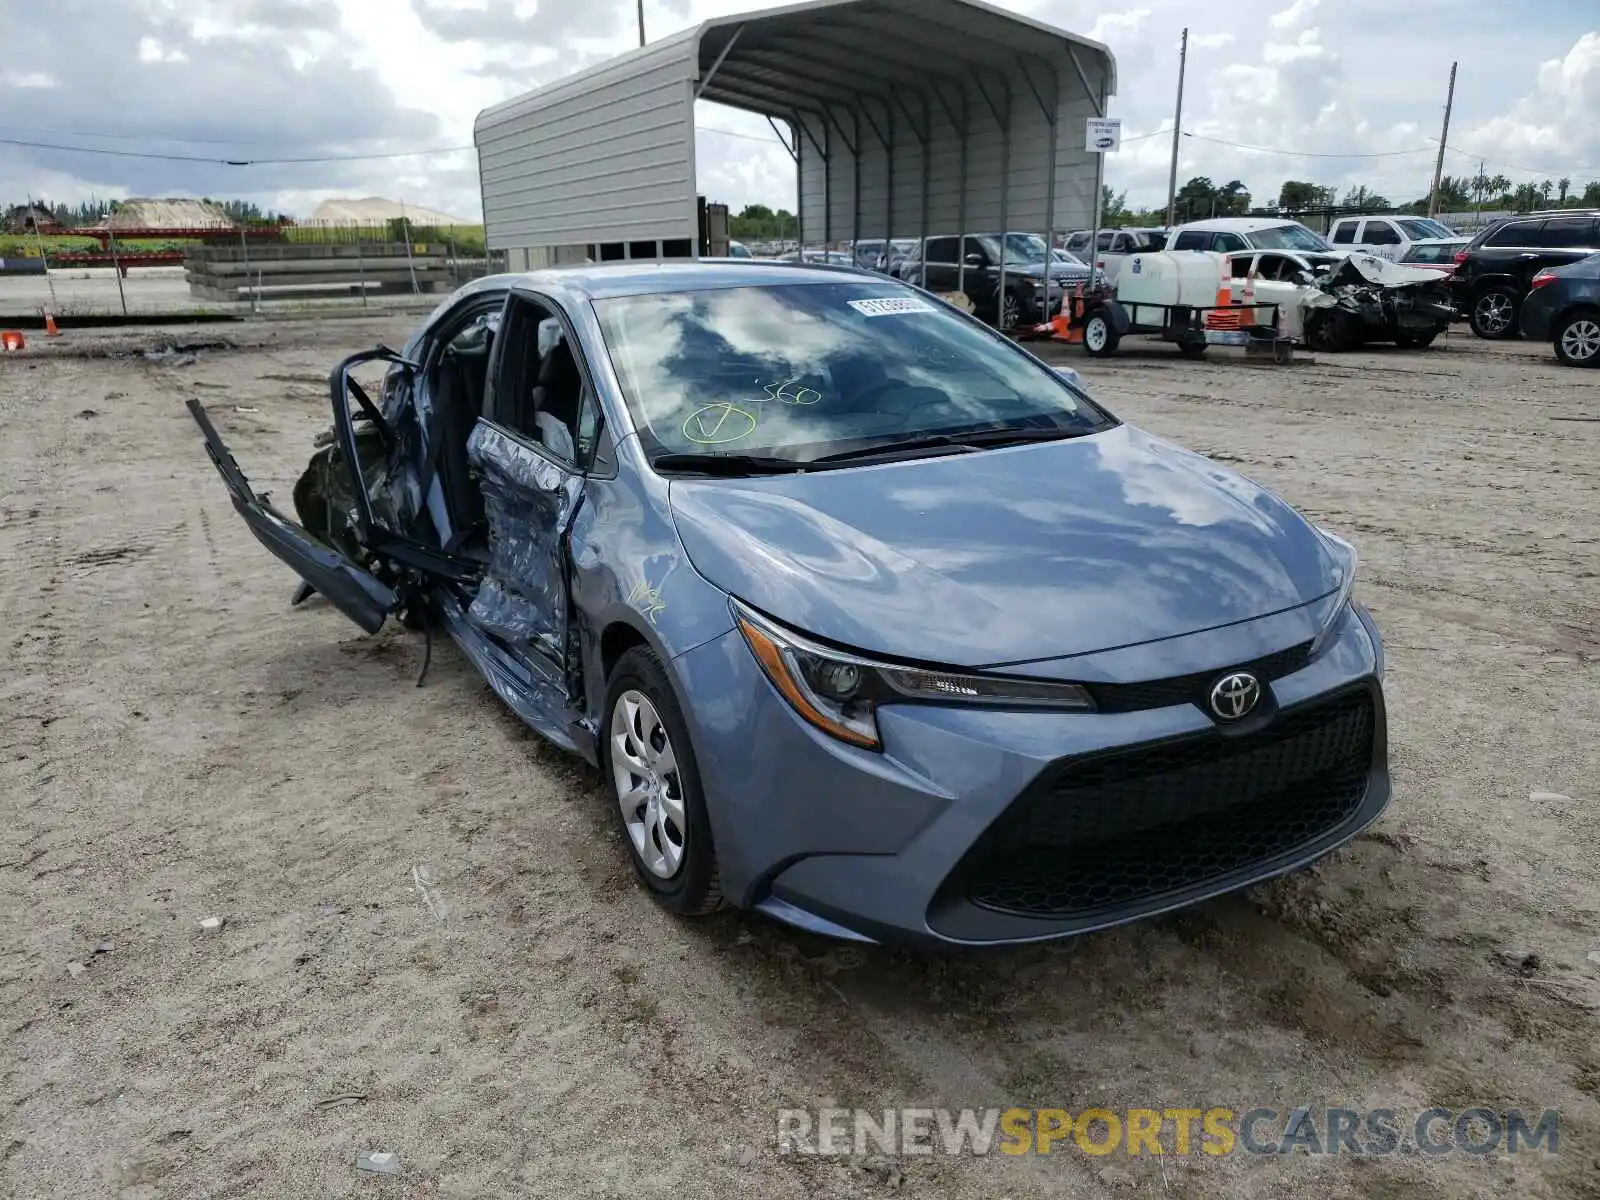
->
1;318;1597;1199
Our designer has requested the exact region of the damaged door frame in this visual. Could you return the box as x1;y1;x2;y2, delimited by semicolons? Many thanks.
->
464;287;600;706
327;347;482;587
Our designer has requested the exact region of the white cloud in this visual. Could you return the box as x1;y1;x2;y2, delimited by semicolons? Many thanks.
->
137;36;189;63
1;70;58;88
1089;9;1151;44
4;0;1599;225
1269;0;1320;31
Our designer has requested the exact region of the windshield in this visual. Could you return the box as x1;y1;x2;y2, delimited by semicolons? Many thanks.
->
974;233;1050;265
593;282;1113;465
1248;223;1333;252
1052;248;1086;266
1401;218;1455;239
1404;241;1466;263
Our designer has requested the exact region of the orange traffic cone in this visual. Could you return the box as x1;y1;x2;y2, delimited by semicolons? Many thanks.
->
2;331;24;352
44;312;60;337
1242;267;1257;307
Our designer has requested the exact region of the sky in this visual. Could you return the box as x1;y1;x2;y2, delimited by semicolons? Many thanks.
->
2;0;1598;223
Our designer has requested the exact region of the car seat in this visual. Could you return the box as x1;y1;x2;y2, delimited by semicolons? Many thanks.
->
529;319;579;461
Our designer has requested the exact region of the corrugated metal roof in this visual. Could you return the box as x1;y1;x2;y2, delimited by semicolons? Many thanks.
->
475;0;1115;253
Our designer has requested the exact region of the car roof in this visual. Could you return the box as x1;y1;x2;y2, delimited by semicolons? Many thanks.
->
1407;236;1468;245
1177;217;1324;233
1172;218;1312;232
452;260;883;304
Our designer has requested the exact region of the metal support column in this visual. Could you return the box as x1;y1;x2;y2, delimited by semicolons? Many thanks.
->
957;92;969;297
1021;58;1060;313
975;73;1010;325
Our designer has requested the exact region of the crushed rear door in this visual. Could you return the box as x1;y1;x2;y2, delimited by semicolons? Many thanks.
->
187;398;397;634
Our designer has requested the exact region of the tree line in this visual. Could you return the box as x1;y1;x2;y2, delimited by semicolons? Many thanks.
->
7;196;291;226
1101;173;1600;226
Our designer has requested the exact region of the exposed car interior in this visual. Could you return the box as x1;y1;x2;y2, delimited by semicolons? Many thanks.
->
423;297;587;558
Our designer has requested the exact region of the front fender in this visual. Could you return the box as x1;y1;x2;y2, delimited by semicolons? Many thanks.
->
568;469;735;730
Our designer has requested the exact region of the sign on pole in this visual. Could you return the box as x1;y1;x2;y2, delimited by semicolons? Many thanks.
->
1085;118;1122;153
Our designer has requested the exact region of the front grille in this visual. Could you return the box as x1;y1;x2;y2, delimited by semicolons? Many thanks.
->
957;688;1375;919
1081;640;1312;714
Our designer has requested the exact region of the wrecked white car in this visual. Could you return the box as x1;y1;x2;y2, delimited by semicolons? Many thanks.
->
1225;250;1456;351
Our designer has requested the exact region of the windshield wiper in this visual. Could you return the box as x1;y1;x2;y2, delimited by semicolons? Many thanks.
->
651;452;809;476
810;426;1090;465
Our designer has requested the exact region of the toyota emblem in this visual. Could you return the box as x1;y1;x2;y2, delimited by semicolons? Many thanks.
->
1209;672;1261;720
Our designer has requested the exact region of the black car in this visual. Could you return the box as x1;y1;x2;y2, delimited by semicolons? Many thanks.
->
897;232;1091;328
1519;252;1600;367
1452;210;1600;339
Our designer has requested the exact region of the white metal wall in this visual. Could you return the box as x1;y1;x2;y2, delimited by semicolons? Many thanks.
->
796;59;1108;245
474;33;701;253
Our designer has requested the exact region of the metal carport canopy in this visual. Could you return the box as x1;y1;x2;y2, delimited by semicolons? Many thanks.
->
697;0;1115;252
473;0;1115;259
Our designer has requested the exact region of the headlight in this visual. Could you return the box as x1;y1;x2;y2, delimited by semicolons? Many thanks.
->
1308;525;1359;658
731;600;1093;751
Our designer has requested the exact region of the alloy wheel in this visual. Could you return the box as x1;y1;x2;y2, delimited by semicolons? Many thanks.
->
609;690;686;879
1559;318;1600;363
1000;292;1020;329
1474;292;1514;336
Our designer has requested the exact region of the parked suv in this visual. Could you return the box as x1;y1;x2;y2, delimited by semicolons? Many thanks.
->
1452;211;1600;339
898;232;1091;328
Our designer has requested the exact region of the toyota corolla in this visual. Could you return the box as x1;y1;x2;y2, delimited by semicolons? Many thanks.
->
189;261;1389;947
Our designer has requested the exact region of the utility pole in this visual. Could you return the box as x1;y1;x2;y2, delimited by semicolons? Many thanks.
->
1428;61;1457;217
637;0;646;47
1164;27;1188;228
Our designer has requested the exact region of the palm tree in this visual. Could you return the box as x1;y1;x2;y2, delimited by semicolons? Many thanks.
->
1558;177;1571;205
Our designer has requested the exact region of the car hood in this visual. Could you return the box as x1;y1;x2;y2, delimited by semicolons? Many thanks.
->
1007;261;1089;281
667;424;1341;668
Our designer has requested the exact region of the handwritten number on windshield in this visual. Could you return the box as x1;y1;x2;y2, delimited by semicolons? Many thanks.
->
760;379;822;406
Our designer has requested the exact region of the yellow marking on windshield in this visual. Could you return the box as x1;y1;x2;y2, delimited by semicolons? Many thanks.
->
682;402;759;445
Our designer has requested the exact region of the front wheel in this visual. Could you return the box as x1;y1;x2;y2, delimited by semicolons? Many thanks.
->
1554;310;1600;367
1082;310;1120;357
1304;310;1354;352
602;647;723;916
1470;285;1520;339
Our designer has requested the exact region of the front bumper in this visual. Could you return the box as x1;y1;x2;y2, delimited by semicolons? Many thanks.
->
1519;293;1556;340
670;605;1389;948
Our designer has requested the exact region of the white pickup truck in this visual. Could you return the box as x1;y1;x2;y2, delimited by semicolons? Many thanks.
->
1327;214;1459;261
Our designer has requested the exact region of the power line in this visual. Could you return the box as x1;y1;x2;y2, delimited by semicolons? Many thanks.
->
0;135;475;164
1438;141;1600;179
1180;131;1433;159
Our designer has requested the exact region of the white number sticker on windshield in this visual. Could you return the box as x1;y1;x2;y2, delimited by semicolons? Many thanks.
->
848;297;937;317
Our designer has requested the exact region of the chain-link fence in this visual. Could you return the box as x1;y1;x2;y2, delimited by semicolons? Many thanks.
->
0;218;502;321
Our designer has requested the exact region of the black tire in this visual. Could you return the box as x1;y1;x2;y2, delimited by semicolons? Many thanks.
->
600;646;723;916
1082;310;1120;357
1393;330;1437;349
1177;340;1208;359
1469;285;1521;340
1304;310;1354;352
1553;308;1600;367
